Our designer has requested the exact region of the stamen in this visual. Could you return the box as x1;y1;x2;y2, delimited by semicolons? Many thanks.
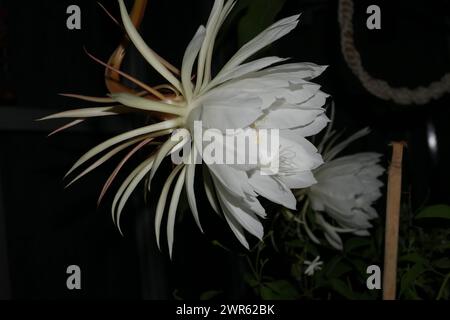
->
84;48;166;100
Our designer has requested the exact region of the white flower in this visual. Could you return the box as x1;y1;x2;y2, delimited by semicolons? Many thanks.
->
306;127;384;250
304;256;323;276
42;0;329;256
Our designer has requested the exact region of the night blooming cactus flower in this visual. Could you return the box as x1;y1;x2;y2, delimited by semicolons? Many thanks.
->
42;0;329;256
306;128;384;250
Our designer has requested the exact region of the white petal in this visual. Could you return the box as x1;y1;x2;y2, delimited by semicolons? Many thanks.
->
317;214;343;250
222;207;249;249
354;230;370;236
283;83;322;105
324;232;343;250
279;132;324;171
246;195;267;218
201;0;237;89
298;91;329;109
249;174;297;210
182;26;206;101
308;190;326;211
324;127;371;161
66;119;180;178
167;167;187;258
289;114;330;137
169;129;191;156
195;0;224;90
279;171;317;189
111;156;154;226
185;146;203;233
219;14;301;74
210;56;288;88
207;164;256;199
155;165;184;250
255;62;328;81
365;206;379;219
116;157;155;234
311;175;365;200
111;93;185;115
118;0;182;92
149;135;184;188
257;108;324;129
202;166;221;215
216;183;264;240
202;104;262;131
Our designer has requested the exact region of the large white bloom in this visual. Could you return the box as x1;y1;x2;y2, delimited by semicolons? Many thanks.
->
306;128;384;250
43;0;329;255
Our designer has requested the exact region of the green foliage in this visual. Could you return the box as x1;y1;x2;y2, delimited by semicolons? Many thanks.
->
416;205;450;220
200;290;223;301
261;280;300;300
192;196;449;300
239;194;450;300
175;289;224;301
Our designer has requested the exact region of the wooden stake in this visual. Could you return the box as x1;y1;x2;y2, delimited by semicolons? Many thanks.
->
383;142;405;300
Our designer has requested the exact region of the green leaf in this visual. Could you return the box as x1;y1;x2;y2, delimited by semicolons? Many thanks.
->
403;288;421;300
261;280;300;300
348;259;369;276
200;290;223;301
328;261;352;278
344;237;371;253
436;243;450;252
399;253;428;265
324;256;346;278
291;263;302;279
238;0;287;47
244;273;259;288
329;279;355;299
400;264;427;296
286;240;303;248
173;289;183;301
416;205;450;220
433;258;450;270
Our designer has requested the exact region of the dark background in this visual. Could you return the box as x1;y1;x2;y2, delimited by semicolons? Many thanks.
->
0;0;449;299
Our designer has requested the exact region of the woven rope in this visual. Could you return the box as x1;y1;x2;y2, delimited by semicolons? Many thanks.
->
338;0;450;105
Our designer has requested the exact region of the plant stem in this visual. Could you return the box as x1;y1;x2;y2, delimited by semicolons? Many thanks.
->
436;272;450;300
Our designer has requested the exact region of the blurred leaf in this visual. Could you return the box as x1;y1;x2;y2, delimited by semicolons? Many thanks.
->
200;290;223;300
416;205;450;220
399;253;428;265
436;243;450;252
173;289;183;301
291;263;302;279
329;279;355;299
433;258;450;270
344;237;371;253
403;288;421;300
244;273;259;288
400;264;427;296
348;258;368;276
286;239;304;250
328;261;352;278
261;280;300;300
211;240;232;252
238;0;287;46
324;256;346;278
437;273;450;300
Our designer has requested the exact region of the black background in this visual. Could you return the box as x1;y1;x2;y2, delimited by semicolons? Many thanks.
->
0;0;449;299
